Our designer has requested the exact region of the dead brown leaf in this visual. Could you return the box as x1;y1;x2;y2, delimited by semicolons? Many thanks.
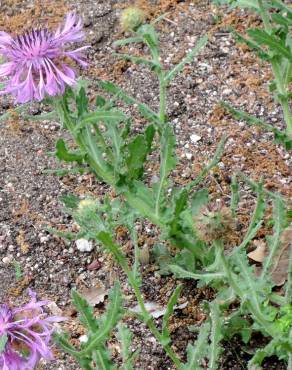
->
248;240;266;263
270;227;292;286
80;286;107;306
251;228;292;286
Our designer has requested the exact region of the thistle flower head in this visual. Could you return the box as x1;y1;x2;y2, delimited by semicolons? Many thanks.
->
0;290;66;369
0;13;88;103
195;206;236;245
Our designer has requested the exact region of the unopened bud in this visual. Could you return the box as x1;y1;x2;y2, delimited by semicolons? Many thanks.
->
120;7;146;32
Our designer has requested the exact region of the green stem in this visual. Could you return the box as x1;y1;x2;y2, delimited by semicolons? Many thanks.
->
122;260;183;369
271;60;292;135
159;72;167;125
281;98;292;135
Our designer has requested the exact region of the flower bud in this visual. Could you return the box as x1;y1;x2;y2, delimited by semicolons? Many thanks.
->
120;7;145;32
77;198;97;215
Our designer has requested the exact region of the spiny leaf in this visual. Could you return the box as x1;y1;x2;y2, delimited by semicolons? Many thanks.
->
221;101;292;150
72;289;99;332
126;126;155;180
234;182;266;254
154;125;176;217
98;80;160;126
93;348;115;370
136;24;159;51
113;52;161;71
125;182;160;225
182;322;211;370
113;37;144;47
209;303;223;370
117;323;138;370
80;282;124;356
126;135;149;179
232;29;271;61
60;194;80;209
165;35;208;83
23;110;57;121
231;175;240;217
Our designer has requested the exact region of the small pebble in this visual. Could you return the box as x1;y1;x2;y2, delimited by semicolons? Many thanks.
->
2;255;13;264
185;152;193;160
76;239;93;252
190;134;201;143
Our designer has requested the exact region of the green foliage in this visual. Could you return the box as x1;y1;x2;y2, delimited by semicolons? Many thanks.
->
46;15;291;370
221;101;292;150
117;323;139;370
55;283;125;369
217;0;292;136
182;322;211;370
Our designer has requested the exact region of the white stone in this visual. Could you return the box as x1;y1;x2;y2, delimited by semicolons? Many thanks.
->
79;335;89;343
222;88;232;95
186;152;193;160
190;134;201;143
76;239;93;252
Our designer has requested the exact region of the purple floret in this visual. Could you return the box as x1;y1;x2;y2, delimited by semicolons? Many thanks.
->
0;290;66;370
0;13;88;103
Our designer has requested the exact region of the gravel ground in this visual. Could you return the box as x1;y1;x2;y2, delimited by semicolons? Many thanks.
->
0;0;291;369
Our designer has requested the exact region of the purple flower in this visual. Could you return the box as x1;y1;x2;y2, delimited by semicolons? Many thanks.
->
0;13;88;103
0;290;66;370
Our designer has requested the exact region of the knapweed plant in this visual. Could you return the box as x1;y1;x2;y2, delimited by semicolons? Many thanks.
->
216;0;292;147
0;8;291;370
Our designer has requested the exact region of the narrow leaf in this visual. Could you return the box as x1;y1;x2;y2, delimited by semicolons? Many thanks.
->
165;35;208;83
182;322;211;370
169;265;225;281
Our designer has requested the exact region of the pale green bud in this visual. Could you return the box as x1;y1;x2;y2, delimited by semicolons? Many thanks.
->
120;7;145;32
